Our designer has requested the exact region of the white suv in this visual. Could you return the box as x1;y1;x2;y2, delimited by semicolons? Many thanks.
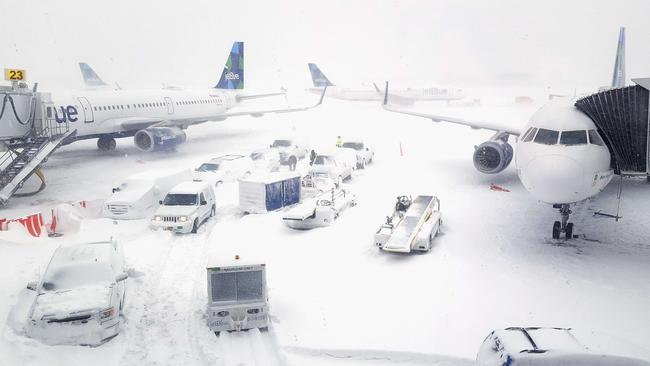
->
151;181;216;234
193;154;253;186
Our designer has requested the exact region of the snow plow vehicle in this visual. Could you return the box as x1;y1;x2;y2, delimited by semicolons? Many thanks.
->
282;188;356;229
375;195;442;253
206;256;269;334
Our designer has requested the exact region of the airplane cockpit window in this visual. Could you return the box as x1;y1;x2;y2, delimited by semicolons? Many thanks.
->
588;129;606;146
560;130;587;146
522;127;538;142
533;128;559;145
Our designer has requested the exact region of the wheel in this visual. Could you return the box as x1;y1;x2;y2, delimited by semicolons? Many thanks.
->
565;222;574;239
210;205;216;217
97;137;116;151
191;218;199;233
552;221;561;239
214;331;221;337
259;326;269;332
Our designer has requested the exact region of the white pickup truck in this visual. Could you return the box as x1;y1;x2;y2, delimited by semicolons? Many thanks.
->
308;149;355;187
151;181;216;234
340;140;374;169
269;138;310;169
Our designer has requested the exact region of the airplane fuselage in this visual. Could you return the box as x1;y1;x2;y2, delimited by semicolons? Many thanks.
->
49;88;236;139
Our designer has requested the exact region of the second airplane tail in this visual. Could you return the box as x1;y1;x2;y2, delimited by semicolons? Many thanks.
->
215;41;244;90
308;63;333;87
611;27;626;88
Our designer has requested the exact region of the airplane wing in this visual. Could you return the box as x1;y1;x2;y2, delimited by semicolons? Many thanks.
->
372;83;415;105
216;86;327;119
118;87;327;130
381;82;522;136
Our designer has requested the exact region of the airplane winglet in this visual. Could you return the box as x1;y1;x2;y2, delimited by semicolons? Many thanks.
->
383;81;389;106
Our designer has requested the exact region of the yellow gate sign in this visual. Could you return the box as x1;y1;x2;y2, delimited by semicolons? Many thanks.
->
4;69;26;81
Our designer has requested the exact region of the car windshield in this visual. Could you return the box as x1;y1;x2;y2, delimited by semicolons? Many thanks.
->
41;262;114;292
313;155;334;165
342;142;363;150
271;140;291;147
163;193;197;206
250;152;264;160
196;163;220;172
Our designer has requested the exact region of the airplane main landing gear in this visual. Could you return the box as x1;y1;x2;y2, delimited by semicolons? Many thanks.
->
552;204;573;240
97;137;116;151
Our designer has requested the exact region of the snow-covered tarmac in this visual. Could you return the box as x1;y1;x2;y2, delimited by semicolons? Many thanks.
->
1;97;649;365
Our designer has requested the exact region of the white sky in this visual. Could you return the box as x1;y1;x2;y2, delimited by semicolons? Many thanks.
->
2;0;650;91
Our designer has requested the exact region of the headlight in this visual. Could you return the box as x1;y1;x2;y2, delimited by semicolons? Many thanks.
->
216;311;230;317
100;307;115;320
154;216;162;221
179;216;188;222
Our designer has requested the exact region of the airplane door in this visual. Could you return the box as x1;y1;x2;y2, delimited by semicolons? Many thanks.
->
77;97;94;123
164;97;174;115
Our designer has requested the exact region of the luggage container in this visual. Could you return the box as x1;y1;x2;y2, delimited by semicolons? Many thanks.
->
206;256;269;333
239;172;301;214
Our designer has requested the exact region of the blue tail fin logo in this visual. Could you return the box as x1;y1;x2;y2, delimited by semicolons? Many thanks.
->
79;62;107;87
216;42;244;90
611;27;626;88
308;63;333;87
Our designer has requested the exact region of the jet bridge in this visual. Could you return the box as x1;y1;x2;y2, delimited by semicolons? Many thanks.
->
0;76;73;205
574;80;650;176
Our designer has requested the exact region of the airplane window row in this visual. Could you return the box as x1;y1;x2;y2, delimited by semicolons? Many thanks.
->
91;98;221;112
521;127;605;146
176;98;220;106
93;102;167;112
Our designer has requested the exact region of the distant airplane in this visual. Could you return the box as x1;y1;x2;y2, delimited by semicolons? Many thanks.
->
382;27;629;240
306;63;466;104
50;42;324;152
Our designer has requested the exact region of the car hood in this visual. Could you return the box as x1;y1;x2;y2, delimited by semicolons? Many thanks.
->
33;285;112;319
193;171;224;180
154;205;198;217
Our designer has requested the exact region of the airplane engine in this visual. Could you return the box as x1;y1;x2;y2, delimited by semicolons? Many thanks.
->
473;139;513;174
134;126;187;152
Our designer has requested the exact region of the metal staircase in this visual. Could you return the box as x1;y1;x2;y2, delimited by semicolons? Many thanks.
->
0;83;73;205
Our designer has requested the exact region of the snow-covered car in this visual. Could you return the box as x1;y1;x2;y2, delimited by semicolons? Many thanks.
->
151;181;216;234
104;168;192;219
206;256;269;333
477;327;650;366
269;137;310;168
249;149;281;172
340;140;374;169
25;241;128;346
308;149;355;187
193;154;253;186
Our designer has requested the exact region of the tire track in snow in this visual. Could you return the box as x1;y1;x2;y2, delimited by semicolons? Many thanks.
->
120;206;230;366
216;327;284;366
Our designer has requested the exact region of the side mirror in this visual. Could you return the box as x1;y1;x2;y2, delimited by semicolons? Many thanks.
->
112;188;117;193
115;273;128;282
365;147;369;151
201;200;207;206
26;281;38;291
158;200;163;205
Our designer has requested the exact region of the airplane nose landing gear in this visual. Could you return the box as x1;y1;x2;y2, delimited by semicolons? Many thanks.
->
552;204;574;239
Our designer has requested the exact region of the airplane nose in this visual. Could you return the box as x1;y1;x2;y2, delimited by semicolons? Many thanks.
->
519;155;589;204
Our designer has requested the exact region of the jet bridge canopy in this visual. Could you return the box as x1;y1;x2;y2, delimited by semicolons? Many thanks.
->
574;81;650;175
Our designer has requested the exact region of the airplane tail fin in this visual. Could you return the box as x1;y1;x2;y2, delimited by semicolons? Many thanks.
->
79;62;107;87
308;63;333;87
215;42;244;90
611;27;626;88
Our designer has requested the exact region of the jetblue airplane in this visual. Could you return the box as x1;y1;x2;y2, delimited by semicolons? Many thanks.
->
50;42;324;152
383;28;628;240
306;63;466;104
